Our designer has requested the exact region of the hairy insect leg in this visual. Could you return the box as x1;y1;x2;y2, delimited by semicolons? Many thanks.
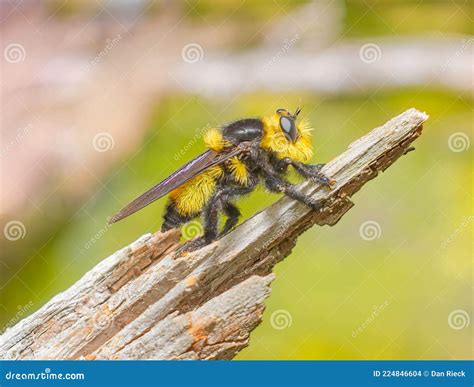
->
249;148;325;211
178;236;209;253
176;185;227;254
219;181;257;235
177;184;256;253
264;175;324;211
278;158;334;188
202;192;220;242
221;202;241;235
298;163;335;187
204;184;256;240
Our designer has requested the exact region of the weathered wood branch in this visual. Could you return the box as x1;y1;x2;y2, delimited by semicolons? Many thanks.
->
0;108;428;360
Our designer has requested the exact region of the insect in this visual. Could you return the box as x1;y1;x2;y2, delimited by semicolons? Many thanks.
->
109;108;335;250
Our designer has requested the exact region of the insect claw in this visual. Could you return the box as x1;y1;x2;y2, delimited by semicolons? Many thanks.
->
175;236;211;255
327;177;337;189
311;174;336;189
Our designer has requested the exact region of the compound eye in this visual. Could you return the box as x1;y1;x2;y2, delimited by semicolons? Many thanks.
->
280;116;297;142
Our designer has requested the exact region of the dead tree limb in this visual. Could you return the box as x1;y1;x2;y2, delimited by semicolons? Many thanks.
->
0;108;428;360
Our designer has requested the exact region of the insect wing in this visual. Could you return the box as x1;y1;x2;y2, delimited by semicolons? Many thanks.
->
109;144;250;223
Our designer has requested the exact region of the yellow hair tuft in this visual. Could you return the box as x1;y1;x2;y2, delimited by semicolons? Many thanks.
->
204;127;230;152
228;157;249;185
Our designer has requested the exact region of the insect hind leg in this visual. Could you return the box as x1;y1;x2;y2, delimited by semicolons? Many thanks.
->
203;184;255;241
176;192;222;253
178;182;257;252
221;201;241;236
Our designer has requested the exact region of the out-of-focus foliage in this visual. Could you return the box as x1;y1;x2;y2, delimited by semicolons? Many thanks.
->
344;0;472;36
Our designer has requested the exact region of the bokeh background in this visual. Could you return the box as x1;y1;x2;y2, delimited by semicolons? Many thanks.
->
1;0;472;359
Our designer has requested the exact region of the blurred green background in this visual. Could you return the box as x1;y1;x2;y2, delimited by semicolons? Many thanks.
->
1;0;472;359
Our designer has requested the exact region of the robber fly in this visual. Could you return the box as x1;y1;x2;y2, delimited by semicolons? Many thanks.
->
110;108;335;250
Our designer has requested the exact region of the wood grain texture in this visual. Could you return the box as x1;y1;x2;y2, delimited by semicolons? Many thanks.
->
0;108;428;360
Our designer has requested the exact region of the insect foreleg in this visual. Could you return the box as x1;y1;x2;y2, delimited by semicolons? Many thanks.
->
248;148;324;211
263;175;323;211
276;158;334;188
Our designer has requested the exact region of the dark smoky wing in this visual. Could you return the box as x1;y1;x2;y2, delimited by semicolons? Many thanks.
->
109;144;250;224
109;150;217;224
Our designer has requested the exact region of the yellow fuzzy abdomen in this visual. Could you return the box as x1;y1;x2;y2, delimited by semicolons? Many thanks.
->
169;165;223;216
